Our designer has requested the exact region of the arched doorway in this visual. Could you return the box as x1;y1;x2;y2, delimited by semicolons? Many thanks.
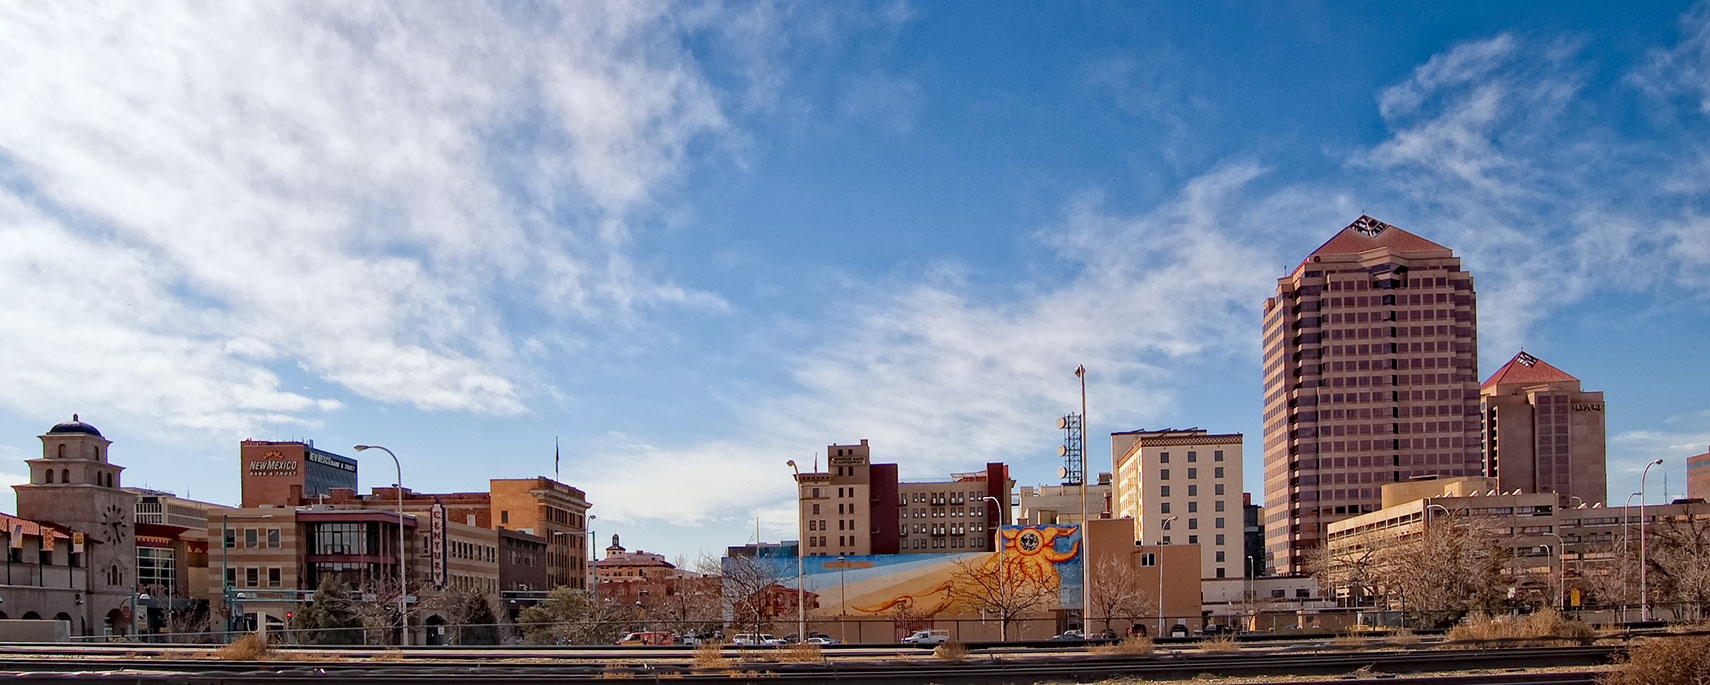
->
105;608;126;636
424;614;446;645
22;612;41;620
54;612;71;623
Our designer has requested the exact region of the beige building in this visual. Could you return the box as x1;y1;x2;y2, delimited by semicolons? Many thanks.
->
1691;448;1710;502
1112;429;1245;580
794;439;1013;556
1480;351;1607;508
1262;216;1482;574
131;488;233;629
1015;474;1111;526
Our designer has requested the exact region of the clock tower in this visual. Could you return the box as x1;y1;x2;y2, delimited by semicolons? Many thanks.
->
14;415;139;631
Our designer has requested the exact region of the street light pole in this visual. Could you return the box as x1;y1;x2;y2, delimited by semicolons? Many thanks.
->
787;460;805;644
1157;516;1177;635
1541;533;1565;609
354;445;407;645
1075;364;1090;632
1639;459;1663;622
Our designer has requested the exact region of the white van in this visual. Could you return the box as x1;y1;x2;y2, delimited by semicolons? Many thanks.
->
731;633;785;646
902;629;949;646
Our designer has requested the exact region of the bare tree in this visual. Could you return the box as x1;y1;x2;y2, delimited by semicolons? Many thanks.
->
947;553;1059;641
515;586;636;645
646;576;725;638
1307;516;1510;628
716;554;791;640
1645;513;1710;622
1086;556;1157;634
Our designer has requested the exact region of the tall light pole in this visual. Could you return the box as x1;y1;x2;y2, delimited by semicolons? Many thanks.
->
1157;515;1177;635
354;444;407;644
1540;533;1565;609
1621;492;1641;555
1074;363;1090;632
1640;458;1664;622
787;459;805;644
982;496;1005;640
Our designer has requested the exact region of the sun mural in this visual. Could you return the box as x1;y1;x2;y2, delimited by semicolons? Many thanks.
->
850;525;1081;618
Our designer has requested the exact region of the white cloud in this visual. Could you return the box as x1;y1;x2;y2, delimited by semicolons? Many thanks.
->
1629;1;1710;115
0;2;740;435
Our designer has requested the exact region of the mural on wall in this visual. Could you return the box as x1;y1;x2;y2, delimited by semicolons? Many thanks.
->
727;524;1084;621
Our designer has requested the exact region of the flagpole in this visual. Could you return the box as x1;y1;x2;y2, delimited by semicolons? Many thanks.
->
555;437;560;482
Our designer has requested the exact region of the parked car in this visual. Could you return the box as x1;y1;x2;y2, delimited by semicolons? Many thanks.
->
1127;623;1149;637
1199;624;1235;636
804;636;840;645
1169;624;1190;637
1047;629;1086;642
731;633;785;646
616;631;674;646
901;629;950;646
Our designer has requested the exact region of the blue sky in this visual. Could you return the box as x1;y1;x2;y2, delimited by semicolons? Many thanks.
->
2;1;1708;562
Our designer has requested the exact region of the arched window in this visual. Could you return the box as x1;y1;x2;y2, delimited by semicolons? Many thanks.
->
57;444;66;458
44;470;54;484
62;469;70;484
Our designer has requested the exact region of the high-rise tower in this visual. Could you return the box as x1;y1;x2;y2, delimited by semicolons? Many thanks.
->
1261;216;1480;574
1481;351;1606;507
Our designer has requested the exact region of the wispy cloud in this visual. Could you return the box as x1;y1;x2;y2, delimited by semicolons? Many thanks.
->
1629;2;1710;115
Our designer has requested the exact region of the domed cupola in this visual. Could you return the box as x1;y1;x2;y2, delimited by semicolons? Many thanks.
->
48;414;104;438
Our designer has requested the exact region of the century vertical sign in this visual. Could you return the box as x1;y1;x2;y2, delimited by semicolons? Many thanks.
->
430;503;448;589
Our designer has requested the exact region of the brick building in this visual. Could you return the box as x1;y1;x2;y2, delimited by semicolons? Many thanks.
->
1480;351;1608;507
793;440;1013;556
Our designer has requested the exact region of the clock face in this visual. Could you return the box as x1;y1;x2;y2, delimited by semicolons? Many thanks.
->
101;503;128;544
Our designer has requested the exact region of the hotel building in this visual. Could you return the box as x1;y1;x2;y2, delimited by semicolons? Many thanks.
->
1111;428;1246;579
1688;448;1709;502
1480;351;1607;507
793;439;1014;556
1262;216;1481;574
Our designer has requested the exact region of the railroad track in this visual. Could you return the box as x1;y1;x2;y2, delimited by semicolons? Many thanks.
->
0;643;1624;684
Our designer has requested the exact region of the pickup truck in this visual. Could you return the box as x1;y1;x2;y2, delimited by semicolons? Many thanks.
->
901;629;950;646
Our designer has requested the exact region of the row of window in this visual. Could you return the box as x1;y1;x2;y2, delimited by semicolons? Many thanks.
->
1158;483;1227;498
227;566;285;589
1159;516;1225;530
1157;467;1226;480
225;527;283;549
1159;500;1228;514
1157;450;1225;464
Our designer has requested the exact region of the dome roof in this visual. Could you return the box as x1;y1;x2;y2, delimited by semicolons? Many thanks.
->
48;414;103;438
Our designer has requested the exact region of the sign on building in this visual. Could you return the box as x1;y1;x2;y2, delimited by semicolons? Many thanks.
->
430;503;448;589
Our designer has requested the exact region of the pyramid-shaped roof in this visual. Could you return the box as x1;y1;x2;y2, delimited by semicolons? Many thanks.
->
1481;351;1580;390
1307;216;1452;260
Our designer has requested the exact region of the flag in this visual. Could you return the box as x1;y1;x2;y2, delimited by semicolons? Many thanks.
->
554;437;560;480
1074;364;1085;378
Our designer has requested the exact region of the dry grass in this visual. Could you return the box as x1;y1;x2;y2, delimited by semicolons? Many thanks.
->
1599;634;1710;685
690;641;733;671
1329;632;1369;649
933;641;970;661
1444;609;1594;648
1091;635;1155;656
372;648;404;662
214;633;274;661
775;643;822;663
1381;628;1420;646
1197;634;1240;652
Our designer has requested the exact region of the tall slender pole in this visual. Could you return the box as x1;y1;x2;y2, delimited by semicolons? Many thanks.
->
787;460;805;644
1541;533;1564;609
355;445;407;645
1075;364;1090;631
1640;459;1663;622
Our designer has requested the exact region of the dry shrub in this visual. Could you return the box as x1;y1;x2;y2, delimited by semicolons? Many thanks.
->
1382;628;1420;646
691;641;733;671
1091;635;1155;656
933;641;970;661
1329;632;1368;649
214;633;273;661
776;642;822;664
1197;634;1239;652
1599;635;1710;685
1445;609;1594;648
372;648;404;662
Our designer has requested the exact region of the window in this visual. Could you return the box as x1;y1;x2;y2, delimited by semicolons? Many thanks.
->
1162;536;1171;545
1161;502;1171;513
226;567;237;588
1296;589;1311;598
1215;551;1225;562
1187;501;1198;513
1188;534;1198;544
1215;500;1225;512
1139;553;1157;567
1214;450;1224;462
244;529;257;548
812;488;820;498
1160;485;1170;497
1215;567;1226;579
1215;517;1226;529
1214;484;1225;496
1188;485;1198;496
245;567;259;588
1160;469;1170;480
1215;534;1225;545
268;567;282;588
267;528;281;548
224;529;235;549
1188;518;1198;530
1187;451;1197;463
1187;468;1197;479
1214;467;1224;479
1159;452;1169;463
812;504;820;515
1271;589;1286;599
501;511;509;525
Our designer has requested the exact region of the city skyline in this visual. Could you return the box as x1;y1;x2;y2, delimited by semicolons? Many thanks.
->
3;2;1709;561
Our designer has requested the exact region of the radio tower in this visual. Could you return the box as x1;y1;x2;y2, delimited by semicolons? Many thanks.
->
1057;413;1083;485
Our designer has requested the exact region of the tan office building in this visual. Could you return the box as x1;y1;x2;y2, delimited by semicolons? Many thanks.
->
1480;351;1607;507
1262;216;1481;574
1015;475;1112;526
1687;448;1709;502
794;439;1013;556
1112;429;1245;579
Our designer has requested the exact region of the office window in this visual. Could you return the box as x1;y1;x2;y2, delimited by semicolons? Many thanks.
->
1214;467;1224;479
1215;517;1226;529
1188;485;1198;496
1187;468;1197;479
267;528;280;548
1160;485;1171;497
1214;450;1224;462
1161;502;1171;513
1215;484;1225;496
1188;518;1198;530
1187;451;1197;463
1160;469;1170;480
1140;553;1157;567
1215;534;1225;545
245;567;259;588
244;528;257;548
1188;501;1198;513
268;567;282;588
1215;500;1225;512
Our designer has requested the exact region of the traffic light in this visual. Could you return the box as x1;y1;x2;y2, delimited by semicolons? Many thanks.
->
285;611;294;622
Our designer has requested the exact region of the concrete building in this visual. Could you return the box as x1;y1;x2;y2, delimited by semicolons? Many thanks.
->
13;416;139;636
1262;216;1482;574
0;512;85;630
1111;429;1245;580
237;440;357;507
497;528;548;595
130;488;233;632
793;440;1013;556
1015;475;1112;526
1082;518;1201;633
1480;351;1607;507
596;534;691;583
1688;448;1709;502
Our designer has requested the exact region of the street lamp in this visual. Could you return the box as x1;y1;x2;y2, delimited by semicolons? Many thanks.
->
786;459;805;644
1640;459;1664;622
353;444;408;644
1074;363;1090;632
1157;515;1178;635
1621;492;1641;555
1540;533;1565;609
